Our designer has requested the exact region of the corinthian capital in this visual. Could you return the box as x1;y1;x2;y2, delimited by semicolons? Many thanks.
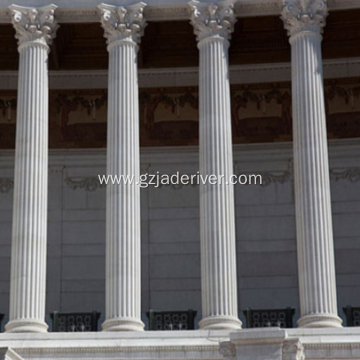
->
281;0;328;37
9;4;58;47
188;0;236;42
98;3;147;45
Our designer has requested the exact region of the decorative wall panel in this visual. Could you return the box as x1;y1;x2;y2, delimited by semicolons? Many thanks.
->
1;78;360;149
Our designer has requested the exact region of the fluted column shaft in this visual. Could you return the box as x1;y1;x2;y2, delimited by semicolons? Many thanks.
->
282;0;342;328
99;3;146;332
6;4;58;333
189;0;241;330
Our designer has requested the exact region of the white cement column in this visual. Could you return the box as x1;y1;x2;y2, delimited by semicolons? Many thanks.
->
5;5;58;333
99;3;146;332
281;0;342;328
189;0;241;330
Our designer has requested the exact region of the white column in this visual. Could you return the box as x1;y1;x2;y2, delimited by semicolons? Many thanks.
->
281;0;342;328
189;0;241;330
5;5;58;333
99;3;146;332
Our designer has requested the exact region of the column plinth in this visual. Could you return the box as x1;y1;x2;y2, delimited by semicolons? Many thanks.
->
5;4;58;333
281;0;342;328
189;0;241;330
99;3;146;332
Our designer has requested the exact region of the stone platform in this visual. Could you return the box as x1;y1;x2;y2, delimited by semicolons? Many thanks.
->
1;328;360;360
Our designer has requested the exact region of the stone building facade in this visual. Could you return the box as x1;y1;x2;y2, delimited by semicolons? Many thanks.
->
1;0;360;359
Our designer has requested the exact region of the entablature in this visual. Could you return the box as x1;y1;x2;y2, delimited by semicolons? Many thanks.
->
0;0;359;23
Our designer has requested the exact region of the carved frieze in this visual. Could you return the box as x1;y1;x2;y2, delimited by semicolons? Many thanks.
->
3;164;360;194
330;168;360;182
64;177;106;192
1;78;360;149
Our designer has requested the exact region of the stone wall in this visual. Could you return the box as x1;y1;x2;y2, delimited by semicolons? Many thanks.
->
0;139;359;330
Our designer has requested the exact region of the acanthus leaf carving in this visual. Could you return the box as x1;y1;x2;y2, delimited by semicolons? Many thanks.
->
281;0;328;37
98;3;147;45
188;0;236;42
65;177;106;192
9;4;59;47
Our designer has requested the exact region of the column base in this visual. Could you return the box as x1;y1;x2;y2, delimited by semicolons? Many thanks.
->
199;315;242;330
5;318;48;333
297;313;343;328
102;317;145;331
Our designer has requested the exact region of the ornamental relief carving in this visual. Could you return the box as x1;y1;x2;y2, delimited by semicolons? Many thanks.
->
9;4;59;46
283;339;305;360
236;159;293;187
54;92;107;146
98;3;147;44
1;163;359;194
188;0;237;41
219;341;236;358
330;168;360;182
64;177;106;192
1;78;360;149
0;178;14;193
281;0;328;36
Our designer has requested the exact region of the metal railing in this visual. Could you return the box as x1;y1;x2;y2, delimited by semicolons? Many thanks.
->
147;309;197;330
50;311;100;332
343;306;360;326
243;307;295;328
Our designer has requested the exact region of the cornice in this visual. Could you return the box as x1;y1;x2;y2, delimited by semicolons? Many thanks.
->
0;5;192;23
1;56;360;90
0;0;359;23
0;138;360;163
